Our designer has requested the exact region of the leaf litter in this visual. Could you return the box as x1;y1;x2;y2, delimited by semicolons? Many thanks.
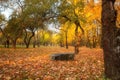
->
0;46;104;80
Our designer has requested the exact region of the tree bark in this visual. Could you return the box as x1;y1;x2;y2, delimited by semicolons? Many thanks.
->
65;31;68;49
33;36;36;48
102;0;120;79
93;35;96;48
74;25;79;54
74;20;83;54
24;29;35;48
5;39;10;48
12;40;16;49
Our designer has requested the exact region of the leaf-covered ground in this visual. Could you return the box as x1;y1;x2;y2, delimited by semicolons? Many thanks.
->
0;46;104;80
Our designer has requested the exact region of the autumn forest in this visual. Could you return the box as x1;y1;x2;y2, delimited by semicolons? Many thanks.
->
0;0;120;80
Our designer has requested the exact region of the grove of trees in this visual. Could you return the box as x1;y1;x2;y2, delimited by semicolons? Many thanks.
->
0;0;120;79
0;0;104;49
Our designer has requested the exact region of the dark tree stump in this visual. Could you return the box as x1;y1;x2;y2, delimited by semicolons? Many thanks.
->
51;53;74;61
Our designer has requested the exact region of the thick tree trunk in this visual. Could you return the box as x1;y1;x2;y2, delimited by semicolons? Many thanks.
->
26;43;29;48
102;0;120;79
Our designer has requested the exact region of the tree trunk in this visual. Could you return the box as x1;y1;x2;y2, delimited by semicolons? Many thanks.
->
102;0;120;79
25;33;34;48
65;31;68;49
12;40;16;49
33;36;36;48
24;29;35;48
6;39;9;48
33;41;36;48
74;25;79;54
0;27;10;48
25;43;29;48
93;35;96;48
74;20;83;54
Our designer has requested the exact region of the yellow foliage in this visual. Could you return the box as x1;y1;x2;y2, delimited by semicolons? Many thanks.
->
51;34;61;44
74;0;78;5
44;32;50;41
84;1;101;21
59;21;77;44
59;0;102;45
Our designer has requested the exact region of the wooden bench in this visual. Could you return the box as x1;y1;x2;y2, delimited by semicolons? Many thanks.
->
51;53;74;61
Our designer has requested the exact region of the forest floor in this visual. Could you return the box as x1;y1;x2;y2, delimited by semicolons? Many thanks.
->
0;46;104;80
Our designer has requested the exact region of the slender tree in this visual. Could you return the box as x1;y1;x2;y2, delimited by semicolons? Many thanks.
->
55;23;69;49
58;0;85;54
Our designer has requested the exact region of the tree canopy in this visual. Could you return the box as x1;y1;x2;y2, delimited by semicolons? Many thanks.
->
0;0;119;49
